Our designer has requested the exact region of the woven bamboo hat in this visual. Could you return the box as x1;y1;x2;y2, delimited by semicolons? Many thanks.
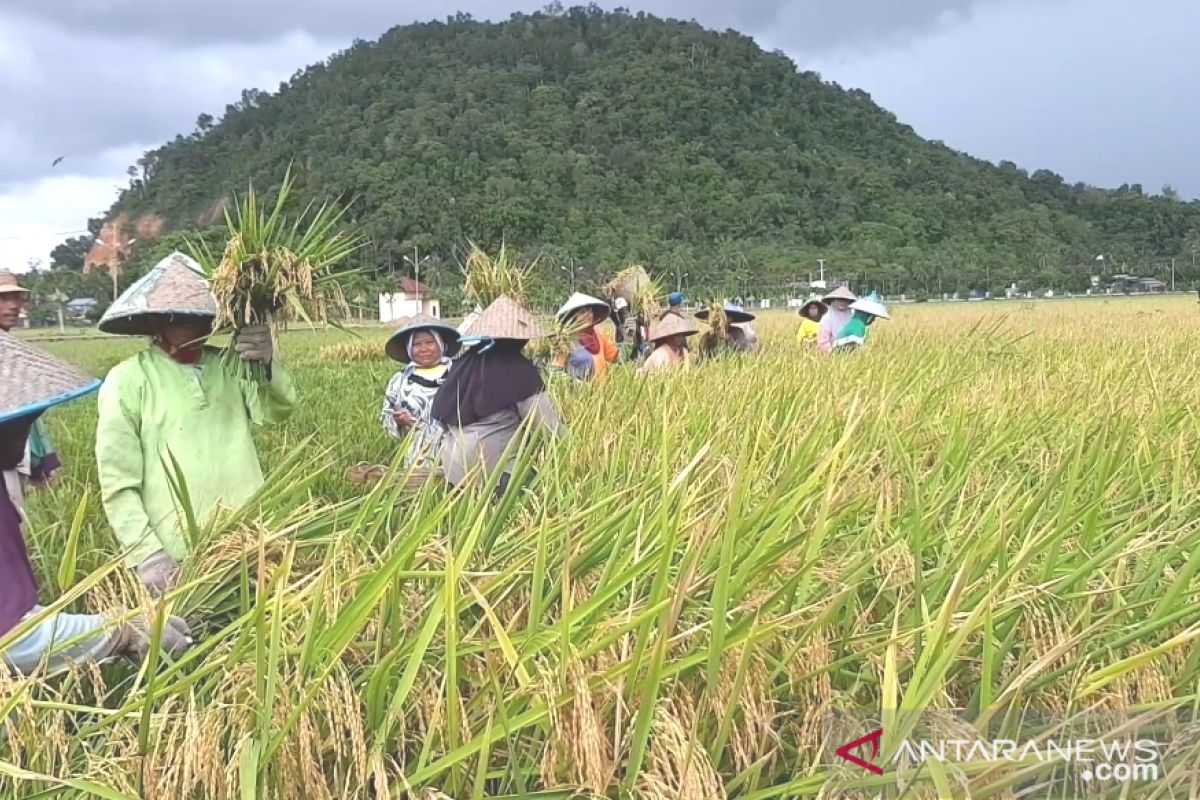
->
0;331;101;424
799;295;828;316
695;302;756;324
850;292;890;320
385;313;463;362
555;292;611;324
0;270;29;295
648;312;698;343
465;295;550;341
98;252;217;336
822;285;857;303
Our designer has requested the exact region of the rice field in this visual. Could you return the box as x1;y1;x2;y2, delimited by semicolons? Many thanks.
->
8;296;1200;798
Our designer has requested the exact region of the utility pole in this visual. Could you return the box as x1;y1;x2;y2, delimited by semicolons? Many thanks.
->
1172;258;1176;292
817;258;826;285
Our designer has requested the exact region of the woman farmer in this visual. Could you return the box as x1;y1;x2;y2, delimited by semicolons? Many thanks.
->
0;270;62;512
795;295;827;348
696;302;758;356
0;332;192;674
638;313;698;376
95;252;297;597
830;292;890;352
555;292;618;380
816;285;858;353
430;295;566;495
380;314;461;467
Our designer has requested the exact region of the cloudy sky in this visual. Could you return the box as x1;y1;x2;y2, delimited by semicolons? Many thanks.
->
2;0;1196;269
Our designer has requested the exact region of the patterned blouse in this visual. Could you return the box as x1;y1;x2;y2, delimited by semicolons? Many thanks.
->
380;359;452;467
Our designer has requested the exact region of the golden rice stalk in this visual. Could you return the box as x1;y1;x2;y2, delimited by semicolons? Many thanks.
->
318;341;388;362
604;264;663;318
697;302;729;356
461;241;532;308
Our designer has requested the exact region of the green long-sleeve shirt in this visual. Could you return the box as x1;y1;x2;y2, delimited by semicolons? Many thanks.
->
96;346;297;567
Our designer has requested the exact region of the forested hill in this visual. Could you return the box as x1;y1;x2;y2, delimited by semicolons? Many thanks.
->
105;5;1200;296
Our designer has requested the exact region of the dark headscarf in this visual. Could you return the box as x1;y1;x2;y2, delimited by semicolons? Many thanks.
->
430;340;545;428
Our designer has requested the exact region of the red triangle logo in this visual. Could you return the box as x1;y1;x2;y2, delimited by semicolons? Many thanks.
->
835;728;885;775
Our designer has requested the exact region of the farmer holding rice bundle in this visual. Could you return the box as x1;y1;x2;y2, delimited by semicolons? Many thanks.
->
555;292;618;381
830;292;890;352
638;313;698;376
380;314;461;467
0;270;63;512
0;332;192;674
696;302;758;357
95;253;296;597
431;296;566;495
795;295;827;348
817;285;857;353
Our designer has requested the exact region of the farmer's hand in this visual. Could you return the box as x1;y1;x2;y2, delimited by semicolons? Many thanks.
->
393;409;415;428
234;325;274;364
119;614;194;663
137;551;180;598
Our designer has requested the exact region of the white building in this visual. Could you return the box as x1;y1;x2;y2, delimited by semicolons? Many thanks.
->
379;277;440;323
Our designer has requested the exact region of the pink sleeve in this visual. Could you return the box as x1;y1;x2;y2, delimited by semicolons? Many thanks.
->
817;326;834;352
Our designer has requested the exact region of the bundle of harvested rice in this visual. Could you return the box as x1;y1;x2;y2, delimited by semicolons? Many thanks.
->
604;265;663;319
697;301;729;356
186;165;362;340
462;241;532;309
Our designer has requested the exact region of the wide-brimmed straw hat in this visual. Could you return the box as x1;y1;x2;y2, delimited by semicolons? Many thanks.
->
648;312;698;343
822;285;857;303
850;292;890;320
385;313;463;362
0;270;29;295
555;292;611;324
695;302;756;324
0;331;101;424
800;295;827;315
465;295;550;341
98;252;217;336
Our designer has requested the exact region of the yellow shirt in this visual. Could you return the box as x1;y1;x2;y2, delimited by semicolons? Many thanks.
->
796;317;821;346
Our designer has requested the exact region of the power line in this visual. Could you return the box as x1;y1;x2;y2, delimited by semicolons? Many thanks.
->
0;229;91;243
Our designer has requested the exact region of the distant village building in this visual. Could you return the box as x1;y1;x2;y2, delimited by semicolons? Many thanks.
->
16;310;30;329
379;277;439;324
65;298;98;320
1108;274;1166;294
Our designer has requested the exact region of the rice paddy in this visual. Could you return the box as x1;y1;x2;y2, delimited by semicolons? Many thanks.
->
9;295;1200;798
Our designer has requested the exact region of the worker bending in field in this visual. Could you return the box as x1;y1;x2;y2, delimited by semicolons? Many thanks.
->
816;286;856;353
555;293;618;381
0;332;191;674
795;295;827;348
431;295;566;496
0;270;63;512
696;302;759;357
95;253;296;597
638;313;698;376
380;314;460;467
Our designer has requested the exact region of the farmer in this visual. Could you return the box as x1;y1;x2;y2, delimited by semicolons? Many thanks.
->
555;292;618;381
817;286;857;353
830;292;890;352
1;332;192;674
610;297;647;360
431;295;566;495
638;313;697;376
696;302;758;357
0;270;63;512
795;295;827;348
660;291;686;320
380;314;461;467
95;252;296;597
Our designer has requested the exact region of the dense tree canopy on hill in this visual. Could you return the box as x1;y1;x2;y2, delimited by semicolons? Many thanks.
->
101;4;1200;301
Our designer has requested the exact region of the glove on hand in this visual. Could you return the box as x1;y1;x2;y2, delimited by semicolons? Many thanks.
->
119;614;194;663
234;325;274;364
137;551;180;598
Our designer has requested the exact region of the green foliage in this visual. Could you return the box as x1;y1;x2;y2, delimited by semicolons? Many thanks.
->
101;6;1199;295
49;236;94;272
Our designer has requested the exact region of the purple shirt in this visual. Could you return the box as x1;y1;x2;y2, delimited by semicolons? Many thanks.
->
0;416;41;635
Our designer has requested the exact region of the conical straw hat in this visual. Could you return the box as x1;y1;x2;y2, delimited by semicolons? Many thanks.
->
695;302;756;324
822;285;857;303
466;295;550;340
386;313;463;362
98;252;217;336
555;292;610;323
0;331;101;423
850;292;890;319
647;313;698;342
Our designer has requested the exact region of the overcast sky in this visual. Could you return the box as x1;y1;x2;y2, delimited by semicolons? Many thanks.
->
2;0;1196;269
